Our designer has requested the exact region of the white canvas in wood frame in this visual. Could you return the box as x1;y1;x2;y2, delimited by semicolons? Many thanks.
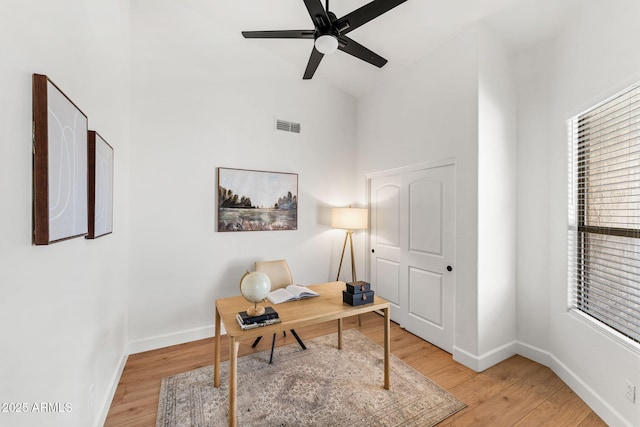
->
32;74;88;245
217;168;298;232
87;131;114;239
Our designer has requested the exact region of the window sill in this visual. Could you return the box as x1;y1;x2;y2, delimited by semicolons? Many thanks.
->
568;309;640;356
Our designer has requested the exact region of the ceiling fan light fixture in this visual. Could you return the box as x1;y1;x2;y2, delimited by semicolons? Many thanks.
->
315;34;338;54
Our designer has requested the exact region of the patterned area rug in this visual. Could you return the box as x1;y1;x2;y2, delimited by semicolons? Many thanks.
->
156;329;466;426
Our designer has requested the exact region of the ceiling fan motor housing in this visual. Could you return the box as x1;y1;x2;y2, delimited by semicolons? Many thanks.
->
315;23;339;40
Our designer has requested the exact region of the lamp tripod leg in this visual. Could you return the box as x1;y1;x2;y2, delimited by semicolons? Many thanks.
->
349;230;356;283
348;230;362;327
336;231;349;281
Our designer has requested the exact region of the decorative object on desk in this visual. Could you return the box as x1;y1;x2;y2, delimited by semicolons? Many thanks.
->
236;315;281;330
237;306;279;325
342;289;375;306
343;280;374;306
87;131;114;239
267;284;319;304
239;271;271;316
346;280;371;294
237;306;280;329
332;206;368;282
32;74;89;245
156;329;466;427
217;167;298;232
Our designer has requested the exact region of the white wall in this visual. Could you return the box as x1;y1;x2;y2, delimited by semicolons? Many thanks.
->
4;1;638;426
477;27;517;362
0;1;130;427
357;25;519;370
516;0;640;425
127;0;358;350
514;44;552;356
357;27;481;361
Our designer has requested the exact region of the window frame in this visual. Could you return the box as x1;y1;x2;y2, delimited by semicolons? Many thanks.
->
567;81;640;353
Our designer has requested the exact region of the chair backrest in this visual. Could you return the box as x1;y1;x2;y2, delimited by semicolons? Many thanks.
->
255;259;293;290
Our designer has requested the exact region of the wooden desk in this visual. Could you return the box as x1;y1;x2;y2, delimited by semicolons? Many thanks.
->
214;281;391;427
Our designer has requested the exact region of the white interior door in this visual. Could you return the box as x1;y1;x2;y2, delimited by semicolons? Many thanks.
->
369;174;404;324
369;163;455;352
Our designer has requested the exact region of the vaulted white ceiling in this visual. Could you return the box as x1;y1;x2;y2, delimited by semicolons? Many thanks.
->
183;0;579;97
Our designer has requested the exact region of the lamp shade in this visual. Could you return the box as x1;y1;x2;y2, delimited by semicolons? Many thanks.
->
332;207;368;230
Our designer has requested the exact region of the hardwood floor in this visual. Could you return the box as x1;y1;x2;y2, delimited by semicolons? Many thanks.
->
105;312;606;426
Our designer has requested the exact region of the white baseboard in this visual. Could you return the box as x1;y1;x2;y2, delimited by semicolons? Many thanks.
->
128;324;219;355
548;352;632;427
95;348;128;427
452;346;478;370
514;341;631;427
452;340;517;372
514;340;553;367
95;325;220;426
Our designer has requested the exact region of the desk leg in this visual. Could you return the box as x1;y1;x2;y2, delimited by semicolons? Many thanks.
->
228;336;240;427
384;307;390;390
337;318;343;350
214;306;221;388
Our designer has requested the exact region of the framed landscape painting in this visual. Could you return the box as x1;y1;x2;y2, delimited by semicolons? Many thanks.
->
217;168;298;232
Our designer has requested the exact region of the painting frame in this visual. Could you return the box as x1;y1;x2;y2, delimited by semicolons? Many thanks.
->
217;167;298;232
32;74;89;245
87;131;114;239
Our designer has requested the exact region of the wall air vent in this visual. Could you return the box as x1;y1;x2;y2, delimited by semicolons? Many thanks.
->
275;118;301;134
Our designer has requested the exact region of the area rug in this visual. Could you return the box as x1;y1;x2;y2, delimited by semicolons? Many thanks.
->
156;329;466;426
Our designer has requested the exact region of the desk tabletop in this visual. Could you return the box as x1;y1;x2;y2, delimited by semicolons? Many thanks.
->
216;281;389;339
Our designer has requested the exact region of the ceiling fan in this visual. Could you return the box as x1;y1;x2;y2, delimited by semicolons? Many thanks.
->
242;0;408;79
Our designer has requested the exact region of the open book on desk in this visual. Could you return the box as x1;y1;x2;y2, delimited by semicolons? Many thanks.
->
267;285;320;304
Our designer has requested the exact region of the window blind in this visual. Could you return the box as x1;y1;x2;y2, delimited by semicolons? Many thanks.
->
569;82;640;346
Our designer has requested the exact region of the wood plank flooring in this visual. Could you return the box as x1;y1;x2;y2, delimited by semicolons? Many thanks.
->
105;312;606;426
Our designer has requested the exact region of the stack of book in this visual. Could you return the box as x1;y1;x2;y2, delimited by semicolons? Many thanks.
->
236;306;281;330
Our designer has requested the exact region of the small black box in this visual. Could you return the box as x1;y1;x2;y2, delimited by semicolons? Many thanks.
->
342;290;375;306
345;281;371;294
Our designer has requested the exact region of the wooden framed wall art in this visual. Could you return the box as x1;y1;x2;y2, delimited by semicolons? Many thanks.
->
32;74;88;245
87;131;114;239
217;167;298;232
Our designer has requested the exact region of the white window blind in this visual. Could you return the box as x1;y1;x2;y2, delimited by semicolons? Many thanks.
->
568;82;640;346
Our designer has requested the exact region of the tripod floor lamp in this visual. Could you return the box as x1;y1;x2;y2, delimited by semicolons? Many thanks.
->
332;207;368;283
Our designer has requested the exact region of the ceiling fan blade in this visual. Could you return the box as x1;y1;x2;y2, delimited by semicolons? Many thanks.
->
338;36;387;68
335;0;407;35
303;0;330;28
242;30;315;39
303;47;324;80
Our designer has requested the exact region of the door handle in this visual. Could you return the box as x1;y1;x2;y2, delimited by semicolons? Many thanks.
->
372;249;375;253
446;265;453;272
